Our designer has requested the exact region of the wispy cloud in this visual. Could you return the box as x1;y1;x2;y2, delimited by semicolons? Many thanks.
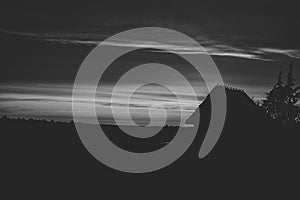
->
3;29;300;61
257;48;300;59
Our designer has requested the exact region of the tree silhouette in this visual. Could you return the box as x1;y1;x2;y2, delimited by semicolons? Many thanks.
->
263;62;300;124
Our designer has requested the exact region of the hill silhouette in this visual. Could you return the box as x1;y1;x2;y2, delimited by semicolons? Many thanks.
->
1;86;300;198
188;86;300;161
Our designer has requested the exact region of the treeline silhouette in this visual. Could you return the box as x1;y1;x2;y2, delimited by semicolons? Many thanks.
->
262;62;300;124
1;81;300;198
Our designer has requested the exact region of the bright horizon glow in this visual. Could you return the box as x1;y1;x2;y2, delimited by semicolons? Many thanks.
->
0;83;202;126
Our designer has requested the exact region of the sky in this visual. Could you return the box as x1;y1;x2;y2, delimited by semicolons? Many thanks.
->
0;0;300;125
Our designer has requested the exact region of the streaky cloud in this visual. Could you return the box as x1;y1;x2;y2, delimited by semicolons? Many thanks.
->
2;29;299;61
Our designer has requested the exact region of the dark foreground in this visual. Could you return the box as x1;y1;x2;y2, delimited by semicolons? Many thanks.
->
1;89;300;198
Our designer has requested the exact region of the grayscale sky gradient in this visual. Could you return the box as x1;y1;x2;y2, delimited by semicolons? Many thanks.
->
0;0;299;125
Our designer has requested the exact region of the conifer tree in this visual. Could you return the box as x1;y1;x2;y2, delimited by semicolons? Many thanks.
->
263;62;300;124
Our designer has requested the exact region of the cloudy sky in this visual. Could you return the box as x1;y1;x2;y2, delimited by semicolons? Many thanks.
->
0;0;299;125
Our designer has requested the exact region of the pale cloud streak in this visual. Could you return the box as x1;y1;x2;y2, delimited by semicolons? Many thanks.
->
3;29;300;61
